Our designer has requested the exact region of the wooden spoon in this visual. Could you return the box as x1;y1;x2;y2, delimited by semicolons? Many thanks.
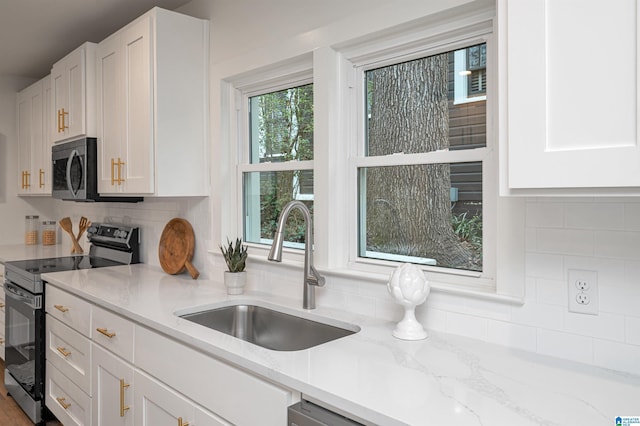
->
59;217;83;254
76;217;91;247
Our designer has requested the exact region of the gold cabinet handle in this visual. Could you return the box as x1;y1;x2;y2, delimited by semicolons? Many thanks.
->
54;304;69;313
96;327;116;338
39;169;45;188
117;158;125;184
59;108;68;132
178;417;189;426
56;346;71;357
111;158;116;185
0;338;5;345
56;397;71;410
0;302;5;309
119;379;130;417
21;171;31;189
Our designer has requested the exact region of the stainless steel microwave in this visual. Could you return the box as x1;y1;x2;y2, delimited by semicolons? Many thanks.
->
51;137;142;202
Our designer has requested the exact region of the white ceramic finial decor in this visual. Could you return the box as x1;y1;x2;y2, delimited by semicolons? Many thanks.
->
387;263;430;340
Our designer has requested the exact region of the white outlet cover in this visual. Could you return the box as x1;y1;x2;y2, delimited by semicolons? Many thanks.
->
568;269;598;315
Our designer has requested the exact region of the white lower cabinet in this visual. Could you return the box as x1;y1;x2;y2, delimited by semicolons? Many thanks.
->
134;370;230;426
46;360;92;426
92;344;134;426
135;326;296;425
46;284;297;425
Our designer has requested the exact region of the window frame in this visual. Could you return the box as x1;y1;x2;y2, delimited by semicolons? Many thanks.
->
332;24;497;292
221;9;525;302
228;55;314;252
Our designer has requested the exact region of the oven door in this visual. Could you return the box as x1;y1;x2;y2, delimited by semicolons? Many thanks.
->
52;138;87;200
4;281;44;401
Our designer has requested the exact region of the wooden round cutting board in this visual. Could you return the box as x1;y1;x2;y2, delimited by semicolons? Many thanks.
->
159;218;200;279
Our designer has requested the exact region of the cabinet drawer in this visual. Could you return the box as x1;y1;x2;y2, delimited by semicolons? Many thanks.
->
92;304;134;362
134;370;231;426
46;361;91;426
46;285;92;337
47;316;91;394
135;326;294;425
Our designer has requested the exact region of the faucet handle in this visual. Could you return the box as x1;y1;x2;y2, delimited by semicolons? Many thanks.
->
308;266;326;287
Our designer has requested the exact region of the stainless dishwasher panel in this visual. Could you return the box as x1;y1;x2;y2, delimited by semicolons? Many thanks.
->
288;400;363;426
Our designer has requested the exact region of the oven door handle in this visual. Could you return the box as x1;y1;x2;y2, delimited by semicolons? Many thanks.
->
5;287;39;310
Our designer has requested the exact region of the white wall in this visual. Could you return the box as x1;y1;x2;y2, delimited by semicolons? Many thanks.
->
0;0;638;376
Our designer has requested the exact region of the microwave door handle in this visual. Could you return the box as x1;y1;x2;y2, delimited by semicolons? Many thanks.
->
66;149;80;198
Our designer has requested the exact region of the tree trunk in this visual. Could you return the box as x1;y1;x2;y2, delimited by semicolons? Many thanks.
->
366;54;472;268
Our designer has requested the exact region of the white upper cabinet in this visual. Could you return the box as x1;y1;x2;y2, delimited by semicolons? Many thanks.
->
17;75;52;195
499;0;640;192
51;42;96;143
96;7;209;197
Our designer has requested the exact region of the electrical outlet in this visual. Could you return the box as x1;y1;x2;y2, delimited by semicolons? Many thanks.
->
568;269;598;315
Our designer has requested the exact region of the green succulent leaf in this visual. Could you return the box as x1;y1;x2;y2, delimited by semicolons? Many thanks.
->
220;238;248;272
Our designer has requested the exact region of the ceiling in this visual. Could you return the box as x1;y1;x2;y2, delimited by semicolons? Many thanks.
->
0;0;191;79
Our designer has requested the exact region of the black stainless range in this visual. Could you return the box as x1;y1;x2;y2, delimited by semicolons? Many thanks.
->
3;222;140;424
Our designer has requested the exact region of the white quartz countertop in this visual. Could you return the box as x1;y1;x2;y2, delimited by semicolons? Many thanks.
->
41;264;640;426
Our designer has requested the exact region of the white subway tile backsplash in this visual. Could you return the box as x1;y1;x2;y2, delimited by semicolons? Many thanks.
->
535;228;594;256
511;302;565;331
564;312;625;343
486;320;537;352
599;285;640;317
535;278;566;306
593;339;640;375
525;201;564;228
537;329;593;365
445;311;487;341
625;316;640;346
525;253;564;280
594;230;640;259
623;203;640;231
565;203;625;230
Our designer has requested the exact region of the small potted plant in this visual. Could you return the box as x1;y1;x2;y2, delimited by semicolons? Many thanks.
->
220;238;248;294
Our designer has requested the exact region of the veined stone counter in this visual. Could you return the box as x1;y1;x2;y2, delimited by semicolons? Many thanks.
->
43;263;640;426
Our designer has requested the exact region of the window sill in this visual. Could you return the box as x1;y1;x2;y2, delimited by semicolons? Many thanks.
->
245;252;524;306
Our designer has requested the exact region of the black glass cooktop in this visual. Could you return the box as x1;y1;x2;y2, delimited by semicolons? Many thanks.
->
5;255;127;294
7;255;124;275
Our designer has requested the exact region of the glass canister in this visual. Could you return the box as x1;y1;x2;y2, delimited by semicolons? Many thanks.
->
25;215;39;245
42;220;57;246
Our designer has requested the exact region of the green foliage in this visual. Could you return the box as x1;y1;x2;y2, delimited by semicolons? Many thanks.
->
220;238;248;272
452;212;483;251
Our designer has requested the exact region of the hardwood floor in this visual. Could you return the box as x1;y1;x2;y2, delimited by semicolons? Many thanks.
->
0;360;62;426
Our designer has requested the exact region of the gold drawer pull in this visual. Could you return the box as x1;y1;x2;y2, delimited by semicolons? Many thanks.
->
0;302;5;308
96;327;116;338
56;397;71;410
178;417;189;426
56;346;71;357
0;338;4;345
120;379;130;417
54;304;69;313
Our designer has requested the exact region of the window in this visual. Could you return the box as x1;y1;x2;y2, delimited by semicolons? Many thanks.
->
355;43;490;275
241;83;314;247
223;10;524;299
453;44;487;104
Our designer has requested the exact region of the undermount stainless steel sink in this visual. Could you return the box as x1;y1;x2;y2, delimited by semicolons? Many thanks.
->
178;304;358;351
